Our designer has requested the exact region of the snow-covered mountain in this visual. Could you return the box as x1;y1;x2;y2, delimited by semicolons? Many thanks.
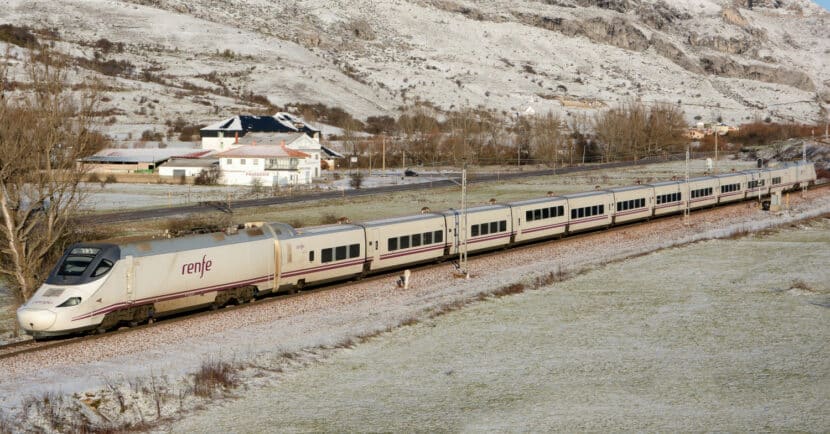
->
1;0;828;134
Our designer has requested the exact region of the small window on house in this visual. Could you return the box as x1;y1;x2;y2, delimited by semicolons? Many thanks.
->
240;159;246;165
335;246;347;260
252;159;259;166
226;159;233;165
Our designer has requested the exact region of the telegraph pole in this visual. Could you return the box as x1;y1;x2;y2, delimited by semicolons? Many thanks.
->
684;147;690;226
458;159;469;278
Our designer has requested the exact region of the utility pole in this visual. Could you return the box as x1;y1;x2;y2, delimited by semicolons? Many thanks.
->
714;131;718;175
684;147;690;226
458;159;469;278
382;135;386;175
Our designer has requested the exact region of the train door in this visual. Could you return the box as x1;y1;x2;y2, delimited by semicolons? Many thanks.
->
272;240;281;291
450;210;461;255
366;227;380;270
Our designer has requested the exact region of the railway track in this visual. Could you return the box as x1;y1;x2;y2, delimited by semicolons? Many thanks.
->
4;181;826;361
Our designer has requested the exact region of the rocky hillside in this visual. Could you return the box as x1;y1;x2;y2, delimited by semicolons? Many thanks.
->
1;0;828;137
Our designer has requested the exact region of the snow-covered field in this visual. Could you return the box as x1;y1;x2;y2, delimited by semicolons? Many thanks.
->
172;218;830;432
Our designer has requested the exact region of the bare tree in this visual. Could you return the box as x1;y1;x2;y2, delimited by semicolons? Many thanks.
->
530;111;567;168
0;49;105;317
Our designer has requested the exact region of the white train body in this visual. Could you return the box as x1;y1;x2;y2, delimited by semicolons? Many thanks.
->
17;161;819;337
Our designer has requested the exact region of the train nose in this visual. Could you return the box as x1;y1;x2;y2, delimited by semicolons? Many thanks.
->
17;308;57;331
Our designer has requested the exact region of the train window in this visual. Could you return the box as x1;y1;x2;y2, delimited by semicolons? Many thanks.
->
526;210;533;222
557;205;564;217
500;220;507;232
412;233;422;247
490;221;498;233
481;223;490;235
321;248;333;263
577;208;584;218
400;236;410;249
335;246;347;260
92;259;113;277
388;238;398;251
589;205;596;216
349;244;360;258
471;225;479;237
542;208;550;219
57;248;101;276
571;209;577;219
309;251;315;262
424;232;433;244
534;209;542;220
434;230;443;243
599;205;605;214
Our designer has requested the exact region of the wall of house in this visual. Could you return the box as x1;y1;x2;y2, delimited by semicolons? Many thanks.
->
218;158;313;186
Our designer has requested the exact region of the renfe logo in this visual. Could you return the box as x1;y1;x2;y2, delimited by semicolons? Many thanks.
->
181;255;213;278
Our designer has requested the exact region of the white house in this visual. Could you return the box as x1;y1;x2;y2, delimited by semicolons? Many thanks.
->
215;144;316;186
236;133;323;178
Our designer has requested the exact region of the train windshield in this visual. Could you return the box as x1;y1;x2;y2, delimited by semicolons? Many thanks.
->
57;247;101;277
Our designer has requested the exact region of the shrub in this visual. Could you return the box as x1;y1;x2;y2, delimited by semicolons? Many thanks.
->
320;213;340;224
349;171;364;189
193;360;239;398
141;129;163;141
194;166;221;185
0;24;38;47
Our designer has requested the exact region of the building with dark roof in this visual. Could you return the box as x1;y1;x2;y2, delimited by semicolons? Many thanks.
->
200;112;320;151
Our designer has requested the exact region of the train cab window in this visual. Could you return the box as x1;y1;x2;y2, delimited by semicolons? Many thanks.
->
388;238;398;251
412;233;422;247
424;232;433;244
309;251;315;262
349;244;360;258
400;236;410;249
434;230;443;243
321;248;333;263
57;247;101;277
92;259;113;278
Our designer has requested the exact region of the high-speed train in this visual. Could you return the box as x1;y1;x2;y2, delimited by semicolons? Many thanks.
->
17;161;817;338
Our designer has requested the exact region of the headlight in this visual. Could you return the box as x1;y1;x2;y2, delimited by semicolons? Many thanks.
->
57;297;82;307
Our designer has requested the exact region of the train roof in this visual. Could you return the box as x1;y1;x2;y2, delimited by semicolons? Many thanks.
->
440;204;509;216
361;212;444;228
648;180;684;187
118;226;273;258
508;196;566;206
561;190;612;199
292;223;363;237
713;172;745;179
605;185;652;193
